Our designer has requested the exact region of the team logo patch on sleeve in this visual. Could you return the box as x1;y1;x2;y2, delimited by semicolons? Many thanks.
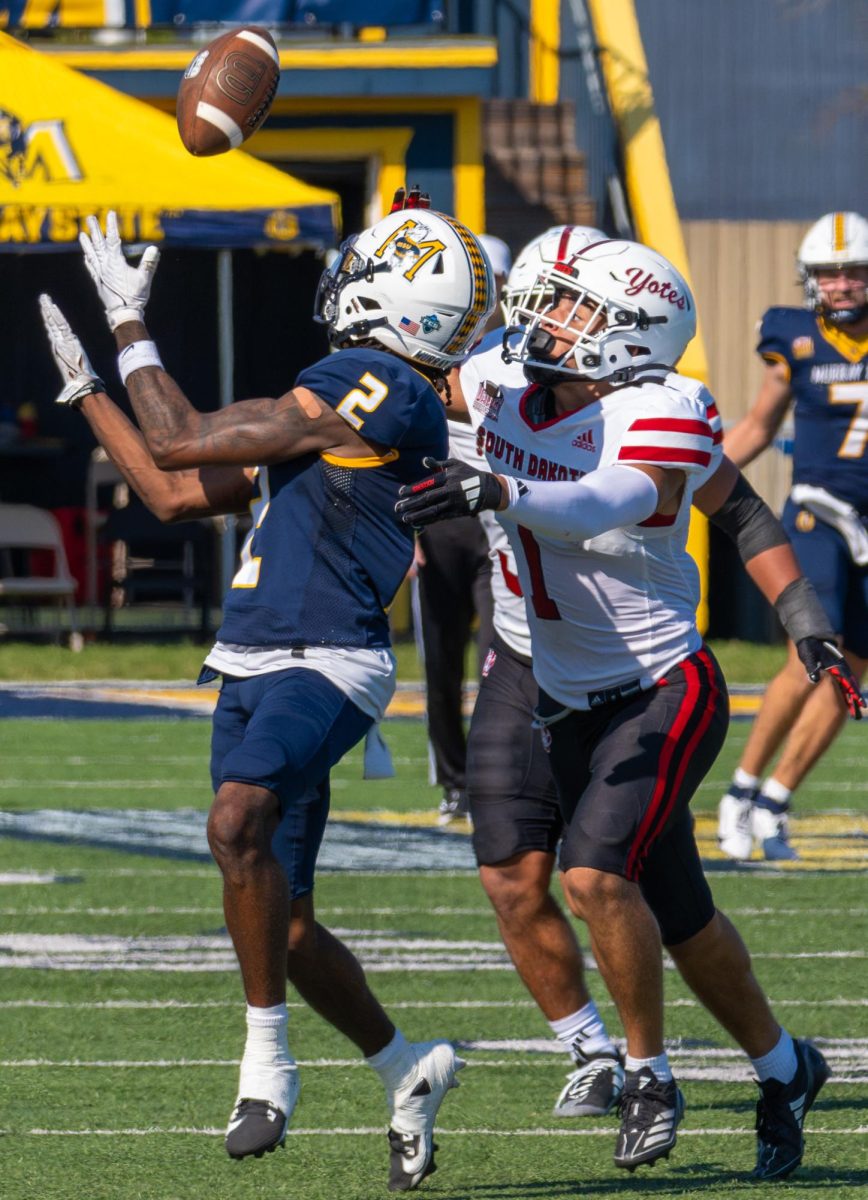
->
792;336;814;359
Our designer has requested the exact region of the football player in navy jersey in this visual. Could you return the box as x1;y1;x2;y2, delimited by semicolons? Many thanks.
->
39;198;495;1189
719;212;868;862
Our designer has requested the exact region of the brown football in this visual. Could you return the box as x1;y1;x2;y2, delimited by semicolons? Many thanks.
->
177;27;280;157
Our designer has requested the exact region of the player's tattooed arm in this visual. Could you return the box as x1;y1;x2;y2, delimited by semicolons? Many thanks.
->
79;389;255;520
114;321;367;468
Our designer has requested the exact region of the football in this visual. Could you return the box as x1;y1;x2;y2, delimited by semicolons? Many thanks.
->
176;27;280;157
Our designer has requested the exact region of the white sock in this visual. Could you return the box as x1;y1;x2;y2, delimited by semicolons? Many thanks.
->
366;1029;416;1092
759;777;793;809
733;767;760;791
238;1002;295;1109
625;1051;672;1082
549;1001;617;1060
751;1028;798;1084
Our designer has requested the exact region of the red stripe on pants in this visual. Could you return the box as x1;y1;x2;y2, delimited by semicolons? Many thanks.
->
625;651;719;880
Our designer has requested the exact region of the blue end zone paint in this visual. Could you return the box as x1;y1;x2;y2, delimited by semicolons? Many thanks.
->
0;691;207;721
0;682;762;721
0;809;478;871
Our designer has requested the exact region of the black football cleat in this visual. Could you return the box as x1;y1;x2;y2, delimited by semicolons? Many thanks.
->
614;1067;684;1171
553;1048;625;1118
225;1098;289;1160
753;1039;830;1181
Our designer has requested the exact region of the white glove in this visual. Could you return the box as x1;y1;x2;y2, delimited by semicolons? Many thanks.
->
39;293;105;407
79;210;160;331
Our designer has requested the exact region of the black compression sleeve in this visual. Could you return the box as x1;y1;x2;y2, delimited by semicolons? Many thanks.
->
707;473;789;563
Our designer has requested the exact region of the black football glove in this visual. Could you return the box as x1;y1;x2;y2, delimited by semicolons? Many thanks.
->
796;637;865;720
396;457;504;528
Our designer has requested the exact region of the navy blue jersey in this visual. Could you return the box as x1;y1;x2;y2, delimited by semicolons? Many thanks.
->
217;348;447;649
758;307;868;511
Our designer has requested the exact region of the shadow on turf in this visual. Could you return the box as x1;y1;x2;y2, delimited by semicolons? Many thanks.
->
453;1162;868;1196
696;1095;868;1117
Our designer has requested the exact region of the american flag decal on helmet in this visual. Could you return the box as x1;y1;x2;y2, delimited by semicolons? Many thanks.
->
439;215;493;355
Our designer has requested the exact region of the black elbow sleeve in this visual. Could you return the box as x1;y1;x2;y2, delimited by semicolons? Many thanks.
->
708;474;789;563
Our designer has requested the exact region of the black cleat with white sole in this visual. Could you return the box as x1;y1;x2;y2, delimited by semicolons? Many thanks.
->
614;1067;685;1172
753;1038;830;1181
225;1098;289;1160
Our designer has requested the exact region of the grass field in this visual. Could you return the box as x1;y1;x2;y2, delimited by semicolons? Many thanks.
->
0;704;866;1199
0;637;790;684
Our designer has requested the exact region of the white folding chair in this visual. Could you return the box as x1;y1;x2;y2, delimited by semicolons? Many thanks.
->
0;503;78;641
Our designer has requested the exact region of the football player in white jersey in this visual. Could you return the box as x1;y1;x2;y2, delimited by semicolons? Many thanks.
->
398;238;862;1179
445;227;627;1120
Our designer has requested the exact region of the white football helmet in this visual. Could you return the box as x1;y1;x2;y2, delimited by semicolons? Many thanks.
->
314;209;496;371
508;239;696;384
501;224;607;321
797;211;868;323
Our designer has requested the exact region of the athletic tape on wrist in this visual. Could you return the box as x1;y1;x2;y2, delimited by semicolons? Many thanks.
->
118;340;163;385
774;577;835;645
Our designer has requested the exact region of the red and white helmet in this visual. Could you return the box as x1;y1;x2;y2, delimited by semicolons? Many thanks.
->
314;208;496;371
797;211;868;323
509;239;696;384
501;224;607;321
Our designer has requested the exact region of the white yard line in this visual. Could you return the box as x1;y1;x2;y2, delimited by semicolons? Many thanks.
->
6;1125;868;1138
2;903;866;917
2;996;868;1010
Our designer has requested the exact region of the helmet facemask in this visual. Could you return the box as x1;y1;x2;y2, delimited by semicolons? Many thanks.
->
800;265;868;327
313;238;391;346
506;263;667;385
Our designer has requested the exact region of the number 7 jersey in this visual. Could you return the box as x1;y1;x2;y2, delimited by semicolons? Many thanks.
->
462;337;723;708
217;348;448;651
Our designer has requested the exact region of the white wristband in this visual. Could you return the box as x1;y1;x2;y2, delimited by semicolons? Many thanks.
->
118;340;163;385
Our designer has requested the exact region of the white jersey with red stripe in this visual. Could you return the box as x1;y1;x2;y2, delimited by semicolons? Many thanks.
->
456;331;533;658
459;331;724;707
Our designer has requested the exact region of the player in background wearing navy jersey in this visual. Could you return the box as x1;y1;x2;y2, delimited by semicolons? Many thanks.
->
39;195;495;1190
719;212;868;862
398;238;863;1179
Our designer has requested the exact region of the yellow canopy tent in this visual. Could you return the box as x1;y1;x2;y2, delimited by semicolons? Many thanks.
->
0;31;340;595
0;31;339;250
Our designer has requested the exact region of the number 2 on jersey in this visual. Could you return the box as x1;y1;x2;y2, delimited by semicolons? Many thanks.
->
336;373;389;430
232;468;271;589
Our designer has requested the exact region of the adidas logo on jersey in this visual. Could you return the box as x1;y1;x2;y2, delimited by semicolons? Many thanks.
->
571;429;596;452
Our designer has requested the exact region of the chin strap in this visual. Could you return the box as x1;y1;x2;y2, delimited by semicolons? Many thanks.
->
821;303;868;326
